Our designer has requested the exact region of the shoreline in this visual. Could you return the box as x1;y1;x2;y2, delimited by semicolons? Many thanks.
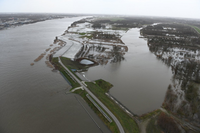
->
0;15;86;31
51;17;200;132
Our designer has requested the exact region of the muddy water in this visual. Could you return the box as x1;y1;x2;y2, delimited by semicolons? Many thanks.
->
0;17;110;133
84;28;173;115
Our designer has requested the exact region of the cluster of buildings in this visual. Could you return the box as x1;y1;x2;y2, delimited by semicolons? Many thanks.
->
0;18;34;30
0;15;64;30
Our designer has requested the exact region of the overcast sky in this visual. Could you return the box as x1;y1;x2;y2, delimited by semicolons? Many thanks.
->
0;0;200;19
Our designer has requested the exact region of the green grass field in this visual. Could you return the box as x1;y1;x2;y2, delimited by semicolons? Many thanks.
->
52;57;139;133
51;57;80;88
79;32;86;35
140;109;161;120
60;57;87;70
86;80;139;133
189;25;200;34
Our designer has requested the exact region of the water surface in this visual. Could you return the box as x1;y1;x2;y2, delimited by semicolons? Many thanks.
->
84;28;172;115
0;17;110;133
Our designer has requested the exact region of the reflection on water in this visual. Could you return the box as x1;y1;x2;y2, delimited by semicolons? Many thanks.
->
84;28;173;115
0;17;110;133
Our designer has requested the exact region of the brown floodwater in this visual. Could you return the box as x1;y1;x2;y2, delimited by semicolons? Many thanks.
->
82;28;173;115
0;17;110;133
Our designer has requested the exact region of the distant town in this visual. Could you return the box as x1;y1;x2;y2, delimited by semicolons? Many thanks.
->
0;13;83;30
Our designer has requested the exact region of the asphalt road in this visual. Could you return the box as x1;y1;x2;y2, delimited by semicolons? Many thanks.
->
58;57;125;133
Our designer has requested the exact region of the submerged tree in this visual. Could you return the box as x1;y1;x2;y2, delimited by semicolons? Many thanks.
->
111;45;125;63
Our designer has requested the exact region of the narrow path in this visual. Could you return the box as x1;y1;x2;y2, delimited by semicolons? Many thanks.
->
139;119;150;133
58;57;125;133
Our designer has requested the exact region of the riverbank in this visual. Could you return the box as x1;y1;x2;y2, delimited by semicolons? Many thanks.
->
140;22;200;132
0;16;113;133
0;13;83;31
51;56;139;133
51;55;184;133
50;16;174;132
51;57;81;89
85;80;139;133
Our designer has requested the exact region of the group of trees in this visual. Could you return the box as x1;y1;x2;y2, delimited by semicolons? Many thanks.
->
148;41;200;84
92;32;118;40
162;84;178;111
144;24;200;124
92;23;105;29
158;112;181;133
141;24;198;37
111;45;125;63
172;60;200;84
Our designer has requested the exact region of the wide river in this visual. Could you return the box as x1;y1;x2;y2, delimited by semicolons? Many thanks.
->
84;28;173;115
0;17;173;133
0;17;111;133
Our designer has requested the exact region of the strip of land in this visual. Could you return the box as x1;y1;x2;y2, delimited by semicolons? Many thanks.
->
189;25;200;34
51;56;140;133
57;56;125;133
50;17;200;132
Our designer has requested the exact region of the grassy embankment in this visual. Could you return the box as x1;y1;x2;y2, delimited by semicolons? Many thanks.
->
52;57;139;132
85;79;139;133
59;56;91;86
52;57;120;132
140;109;161;120
60;57;87;70
189;25;200;34
51;57;81;88
74;89;120;133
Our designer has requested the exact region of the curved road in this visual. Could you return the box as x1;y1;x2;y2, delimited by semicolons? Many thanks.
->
58;57;125;133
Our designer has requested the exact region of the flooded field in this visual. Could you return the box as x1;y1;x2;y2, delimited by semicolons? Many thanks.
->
0;17;110;133
82;28;173;115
